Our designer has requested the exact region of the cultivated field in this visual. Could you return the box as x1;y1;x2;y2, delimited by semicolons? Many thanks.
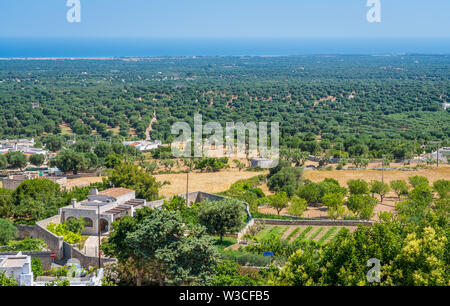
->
253;225;357;244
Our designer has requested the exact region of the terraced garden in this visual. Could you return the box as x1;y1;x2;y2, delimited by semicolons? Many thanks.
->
253;224;356;245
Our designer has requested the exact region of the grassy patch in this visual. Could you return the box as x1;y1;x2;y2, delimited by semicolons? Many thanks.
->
255;226;271;239
286;227;300;241
308;227;324;241
279;226;290;237
213;236;238;253
261;226;282;240
293;226;313;243
318;227;338;244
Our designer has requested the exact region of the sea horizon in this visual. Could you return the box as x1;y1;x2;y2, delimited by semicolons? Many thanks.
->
1;37;449;58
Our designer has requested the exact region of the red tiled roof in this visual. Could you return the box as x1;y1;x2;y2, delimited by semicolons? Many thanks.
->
98;187;134;198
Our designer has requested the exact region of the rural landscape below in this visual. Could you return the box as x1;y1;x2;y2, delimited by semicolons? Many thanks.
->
0;0;448;301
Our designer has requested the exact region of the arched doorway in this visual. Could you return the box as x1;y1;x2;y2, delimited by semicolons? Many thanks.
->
83;217;93;228
100;218;109;234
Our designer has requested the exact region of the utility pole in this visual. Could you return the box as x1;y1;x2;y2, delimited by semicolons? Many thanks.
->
381;155;385;184
430;141;442;168
186;170;189;206
185;158;192;206
98;204;102;268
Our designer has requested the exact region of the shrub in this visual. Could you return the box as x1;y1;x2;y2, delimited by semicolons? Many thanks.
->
0;218;17;245
47;223;81;244
347;179;369;195
3;238;47;252
31;258;43;280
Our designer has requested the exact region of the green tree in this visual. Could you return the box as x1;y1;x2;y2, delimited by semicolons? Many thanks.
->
275;214;449;286
197;199;246;242
267;192;290;215
267;167;302;197
390;180;409;200
433;179;450;199
5;152;27;170
346;194;377;220
104;164;159;201
287;196;307;217
104;209;219;286
13;178;60;204
297;182;322;205
396;184;434;224
29;154;45;166
322;192;345;209
0;155;8;170
0;188;14;218
369;180;390;203
52;150;88;174
347;179;369;195
65;217;85;234
213;260;263;286
94;142;112;158
104;153;123;169
322;192;346;219
0;218;17;245
350;156;369;168
162;196;186;212
43;135;64;152
408;176;429;188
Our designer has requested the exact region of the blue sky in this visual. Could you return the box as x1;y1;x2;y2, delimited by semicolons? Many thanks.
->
0;0;449;38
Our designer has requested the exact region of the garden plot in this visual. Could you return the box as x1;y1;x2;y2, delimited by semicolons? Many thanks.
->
252;224;357;245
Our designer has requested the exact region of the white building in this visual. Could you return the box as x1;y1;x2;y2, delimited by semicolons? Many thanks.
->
60;187;146;235
122;140;161;152
251;158;278;169
0;138;48;156
0;252;34;286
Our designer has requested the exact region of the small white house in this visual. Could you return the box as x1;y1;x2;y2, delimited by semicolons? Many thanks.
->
0;252;34;286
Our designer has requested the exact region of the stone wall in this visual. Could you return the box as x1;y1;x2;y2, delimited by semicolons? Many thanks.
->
237;218;255;241
17;215;64;260
70;245;116;269
146;191;229;209
1;177;26;190
254;218;373;227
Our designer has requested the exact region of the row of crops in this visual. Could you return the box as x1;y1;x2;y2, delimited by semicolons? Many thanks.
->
254;225;346;245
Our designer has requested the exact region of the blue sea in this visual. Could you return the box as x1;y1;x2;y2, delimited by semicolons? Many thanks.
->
0;38;449;58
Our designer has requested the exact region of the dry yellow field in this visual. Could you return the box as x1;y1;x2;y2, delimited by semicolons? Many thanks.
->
156;170;268;197
65;169;268;197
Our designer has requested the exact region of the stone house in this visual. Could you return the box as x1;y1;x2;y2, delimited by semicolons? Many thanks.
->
60;187;146;235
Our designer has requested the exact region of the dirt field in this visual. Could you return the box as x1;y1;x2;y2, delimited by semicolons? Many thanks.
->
303;166;450;186
156;169;268;197
65;169;268;197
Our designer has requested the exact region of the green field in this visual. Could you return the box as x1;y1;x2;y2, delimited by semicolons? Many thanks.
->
254;225;348;245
